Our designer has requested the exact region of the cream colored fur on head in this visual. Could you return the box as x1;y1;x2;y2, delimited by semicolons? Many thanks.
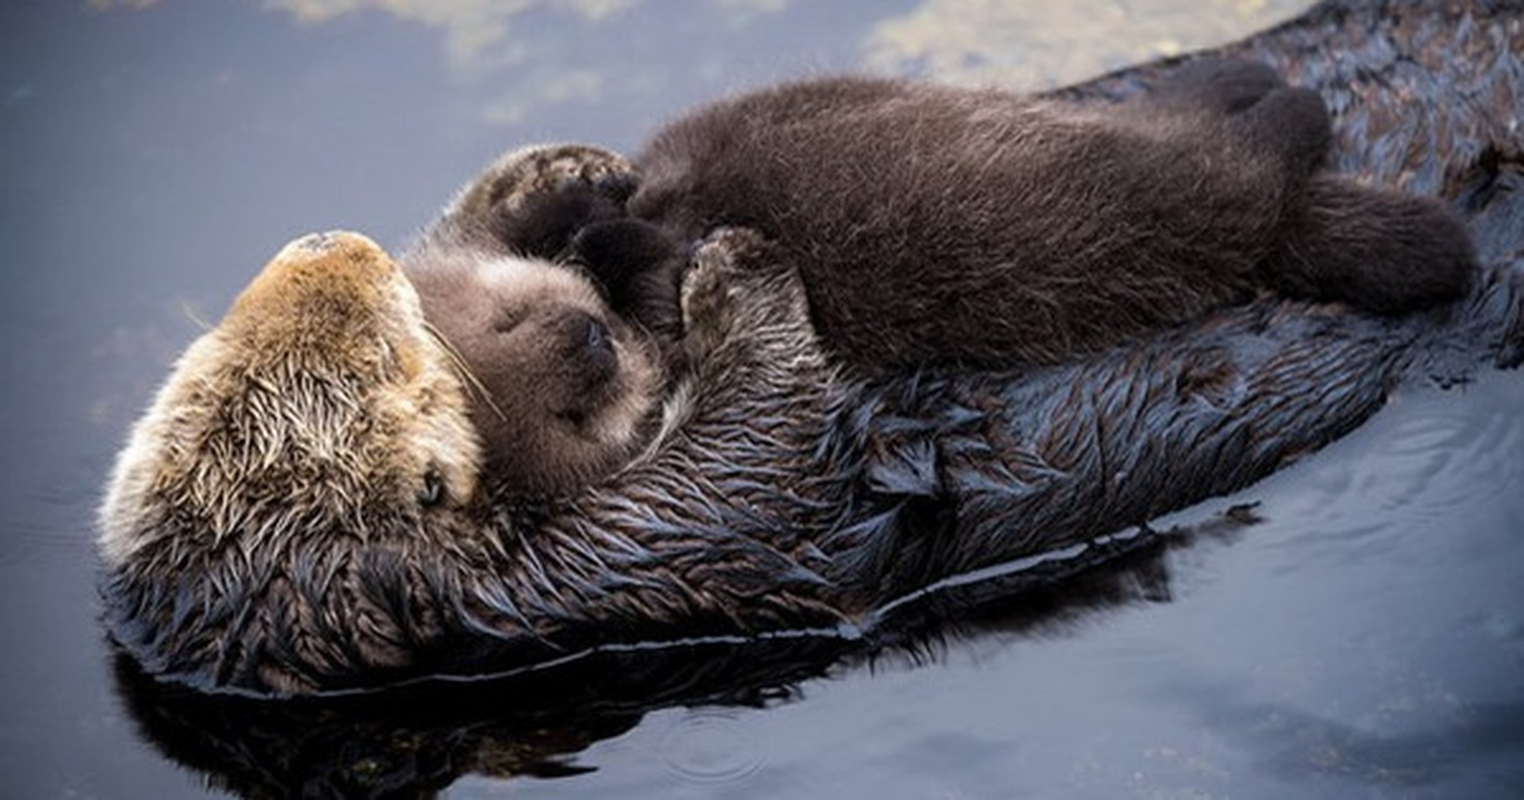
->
98;231;482;566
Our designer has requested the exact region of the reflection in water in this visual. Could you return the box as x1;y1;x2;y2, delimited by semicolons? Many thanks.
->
26;0;1522;797
111;506;1238;797
111;632;841;797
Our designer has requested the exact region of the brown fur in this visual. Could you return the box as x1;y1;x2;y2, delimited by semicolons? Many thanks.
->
94;0;1518;698
624;66;1473;370
98;232;483;569
95;224;1511;697
406;62;1473;498
96;233;491;691
400;146;667;497
97;228;855;694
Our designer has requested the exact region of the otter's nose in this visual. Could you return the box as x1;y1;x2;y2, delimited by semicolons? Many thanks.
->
585;317;613;356
233;230;407;325
274;230;387;265
566;314;617;382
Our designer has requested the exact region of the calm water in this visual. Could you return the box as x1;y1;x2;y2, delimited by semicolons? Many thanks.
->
4;1;1521;797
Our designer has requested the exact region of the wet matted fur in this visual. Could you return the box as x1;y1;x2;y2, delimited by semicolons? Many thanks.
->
97;0;1522;695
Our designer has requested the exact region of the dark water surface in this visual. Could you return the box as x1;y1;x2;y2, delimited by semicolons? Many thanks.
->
3;1;1521;797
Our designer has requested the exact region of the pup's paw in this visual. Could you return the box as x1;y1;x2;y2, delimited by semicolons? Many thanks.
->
478;144;636;212
1228;86;1333;174
444;144;638;258
1271;177;1477;315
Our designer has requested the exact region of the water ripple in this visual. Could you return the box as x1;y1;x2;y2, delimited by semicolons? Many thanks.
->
659;709;767;786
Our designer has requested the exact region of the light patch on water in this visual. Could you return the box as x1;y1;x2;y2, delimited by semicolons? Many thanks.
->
481;69;607;126
241;0;795;125
87;0;161;9
712;0;793;28
863;0;1316;89
249;0;799;68
5;83;36;109
89;0;1321;128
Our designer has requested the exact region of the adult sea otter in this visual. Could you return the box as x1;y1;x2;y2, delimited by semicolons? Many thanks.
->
98;0;1522;696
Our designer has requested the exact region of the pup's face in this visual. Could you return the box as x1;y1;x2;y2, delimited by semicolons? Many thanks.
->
405;246;663;498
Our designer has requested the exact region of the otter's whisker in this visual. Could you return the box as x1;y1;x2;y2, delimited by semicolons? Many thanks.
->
180;300;214;332
423;320;509;423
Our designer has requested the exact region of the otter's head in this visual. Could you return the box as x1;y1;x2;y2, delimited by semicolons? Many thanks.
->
402;242;664;498
98;232;492;693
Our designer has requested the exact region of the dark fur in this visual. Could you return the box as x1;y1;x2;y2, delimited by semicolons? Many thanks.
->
548;62;1474;371
96;0;1521;697
405;60;1476;499
399;146;668;497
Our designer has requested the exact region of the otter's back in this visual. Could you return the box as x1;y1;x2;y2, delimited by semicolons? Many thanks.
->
631;76;1292;369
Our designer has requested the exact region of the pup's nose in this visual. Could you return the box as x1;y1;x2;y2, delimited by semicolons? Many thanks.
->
585;316;613;356
565;313;618;384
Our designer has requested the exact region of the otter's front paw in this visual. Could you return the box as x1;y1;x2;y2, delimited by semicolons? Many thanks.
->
681;229;754;357
448;144;639;258
479;144;636;211
682;228;812;361
571;218;686;338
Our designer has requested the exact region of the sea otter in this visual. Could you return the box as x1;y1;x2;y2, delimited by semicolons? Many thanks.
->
97;0;1521;696
437;60;1473;378
96;220;1518;697
409;59;1476;499
98;226;858;694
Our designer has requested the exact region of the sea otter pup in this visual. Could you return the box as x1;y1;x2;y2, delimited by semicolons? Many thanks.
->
622;62;1474;371
411;60;1474;497
400;147;668;497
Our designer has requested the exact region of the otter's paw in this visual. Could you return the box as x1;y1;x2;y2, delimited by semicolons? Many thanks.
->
683;227;788;309
681;229;750;350
480;143;636;211
682;228;812;360
681;228;784;353
571;218;686;338
1228;86;1332;174
1340;193;1477;314
1270;178;1477;315
448;144;639;258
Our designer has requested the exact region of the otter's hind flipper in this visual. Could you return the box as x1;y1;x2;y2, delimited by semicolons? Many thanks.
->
1265;174;1477;314
1150;58;1284;114
1149;59;1332;175
1229;86;1333;175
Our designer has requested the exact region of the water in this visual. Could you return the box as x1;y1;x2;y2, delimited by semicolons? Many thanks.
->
4;1;1521;797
